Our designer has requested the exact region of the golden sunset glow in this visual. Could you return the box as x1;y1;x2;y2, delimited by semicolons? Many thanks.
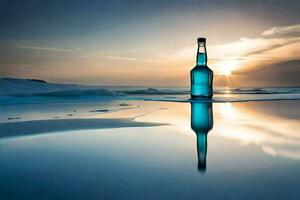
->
1;1;299;87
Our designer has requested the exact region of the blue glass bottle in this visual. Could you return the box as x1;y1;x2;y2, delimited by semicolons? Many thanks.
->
190;38;213;99
190;102;213;172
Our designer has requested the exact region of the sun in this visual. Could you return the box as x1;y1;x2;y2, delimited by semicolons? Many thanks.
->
222;69;232;76
219;68;232;76
216;59;238;76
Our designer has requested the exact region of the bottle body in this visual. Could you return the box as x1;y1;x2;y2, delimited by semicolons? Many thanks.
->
190;38;213;99
191;65;213;98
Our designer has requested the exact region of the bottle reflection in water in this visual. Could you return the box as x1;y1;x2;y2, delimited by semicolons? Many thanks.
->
190;102;213;172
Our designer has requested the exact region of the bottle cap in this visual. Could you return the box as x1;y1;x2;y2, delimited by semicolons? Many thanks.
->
197;37;206;43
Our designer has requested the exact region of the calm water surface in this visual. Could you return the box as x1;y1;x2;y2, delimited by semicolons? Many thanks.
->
0;101;299;199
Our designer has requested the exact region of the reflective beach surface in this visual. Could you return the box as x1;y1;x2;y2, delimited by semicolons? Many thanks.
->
0;100;300;199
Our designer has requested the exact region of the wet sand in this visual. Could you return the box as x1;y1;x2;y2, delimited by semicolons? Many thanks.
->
0;100;299;199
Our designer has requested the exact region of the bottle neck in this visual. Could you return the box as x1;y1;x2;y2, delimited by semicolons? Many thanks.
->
196;43;207;66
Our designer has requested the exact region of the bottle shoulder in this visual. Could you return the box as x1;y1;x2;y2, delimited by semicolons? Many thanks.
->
191;65;213;72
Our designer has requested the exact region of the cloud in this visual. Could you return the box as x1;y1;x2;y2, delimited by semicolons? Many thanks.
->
243;37;299;56
211;24;300;73
15;45;80;52
97;50;137;54
173;23;300;76
104;55;139;61
94;50;139;61
10;42;140;61
262;24;300;38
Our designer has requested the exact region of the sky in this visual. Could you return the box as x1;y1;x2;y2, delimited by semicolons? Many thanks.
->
0;0;299;86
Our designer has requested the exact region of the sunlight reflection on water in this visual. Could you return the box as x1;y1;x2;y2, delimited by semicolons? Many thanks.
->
97;100;300;160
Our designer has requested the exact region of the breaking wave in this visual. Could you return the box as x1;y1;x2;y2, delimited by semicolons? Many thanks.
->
3;87;300;98
26;87;299;97
0;87;297;105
